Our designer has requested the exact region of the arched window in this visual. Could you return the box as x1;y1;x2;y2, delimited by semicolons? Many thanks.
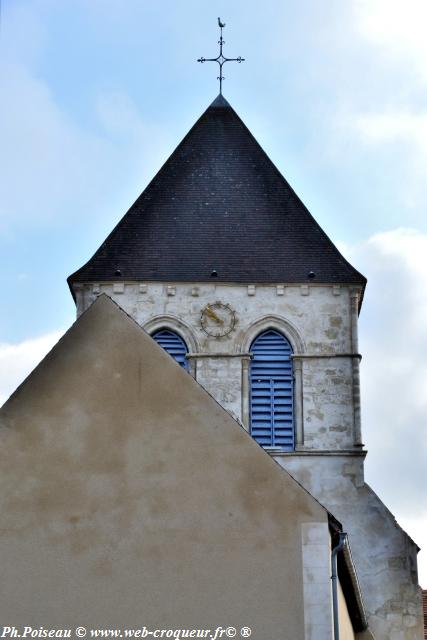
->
152;329;189;370
250;329;294;449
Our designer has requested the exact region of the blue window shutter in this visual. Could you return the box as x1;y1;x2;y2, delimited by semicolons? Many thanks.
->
152;330;189;370
250;330;294;449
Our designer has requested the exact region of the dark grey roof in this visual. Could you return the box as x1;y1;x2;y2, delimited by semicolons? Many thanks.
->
68;94;366;292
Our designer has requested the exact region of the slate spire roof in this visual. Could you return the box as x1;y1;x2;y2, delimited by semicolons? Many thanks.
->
68;94;366;291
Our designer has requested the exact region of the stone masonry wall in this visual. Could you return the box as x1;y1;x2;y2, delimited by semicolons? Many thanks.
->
74;281;357;451
278;455;423;640
72;280;423;639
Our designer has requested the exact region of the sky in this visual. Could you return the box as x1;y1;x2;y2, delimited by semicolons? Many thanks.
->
1;0;427;586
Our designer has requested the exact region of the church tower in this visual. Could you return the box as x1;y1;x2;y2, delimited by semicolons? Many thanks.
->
68;94;423;639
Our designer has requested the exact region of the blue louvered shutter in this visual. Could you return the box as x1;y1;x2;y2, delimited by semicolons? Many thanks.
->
152;330;189;370
250;330;294;449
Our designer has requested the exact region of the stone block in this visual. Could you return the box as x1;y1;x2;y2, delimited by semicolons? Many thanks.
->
301;522;329;546
302;543;330;569
403;615;418;628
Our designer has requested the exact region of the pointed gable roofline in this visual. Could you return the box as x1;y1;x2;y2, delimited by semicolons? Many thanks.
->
68;95;366;297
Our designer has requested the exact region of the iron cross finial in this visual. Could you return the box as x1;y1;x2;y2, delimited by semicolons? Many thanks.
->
197;18;245;95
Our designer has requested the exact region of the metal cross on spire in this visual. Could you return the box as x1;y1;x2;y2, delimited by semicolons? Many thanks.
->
197;18;245;95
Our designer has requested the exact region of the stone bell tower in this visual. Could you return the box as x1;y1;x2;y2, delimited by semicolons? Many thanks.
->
68;94;423;639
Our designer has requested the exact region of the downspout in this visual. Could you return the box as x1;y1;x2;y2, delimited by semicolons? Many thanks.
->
331;532;348;640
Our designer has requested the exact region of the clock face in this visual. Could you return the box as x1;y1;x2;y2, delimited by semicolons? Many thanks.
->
200;302;236;337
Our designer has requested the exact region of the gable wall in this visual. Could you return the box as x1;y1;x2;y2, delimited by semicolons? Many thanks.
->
0;297;330;639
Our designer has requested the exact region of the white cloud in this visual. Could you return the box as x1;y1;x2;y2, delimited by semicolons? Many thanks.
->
0;330;64;407
333;108;427;171
344;228;427;584
353;112;427;147
0;1;170;238
1;0;47;68
96;91;147;139
0;61;109;232
0;60;161;237
355;0;427;82
399;513;427;588
363;228;427;332
316;2;427;224
330;109;427;215
94;90;170;178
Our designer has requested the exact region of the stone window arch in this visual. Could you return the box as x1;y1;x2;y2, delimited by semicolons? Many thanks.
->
143;315;199;377
152;329;189;370
238;315;305;355
239;316;304;448
250;329;294;450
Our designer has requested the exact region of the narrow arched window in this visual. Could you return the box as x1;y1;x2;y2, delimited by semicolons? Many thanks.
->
152;329;189;370
250;329;294;449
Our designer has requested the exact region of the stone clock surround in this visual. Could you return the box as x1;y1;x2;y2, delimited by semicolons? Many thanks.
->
200;301;237;337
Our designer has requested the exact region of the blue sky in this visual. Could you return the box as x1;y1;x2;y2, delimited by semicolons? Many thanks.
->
1;0;427;585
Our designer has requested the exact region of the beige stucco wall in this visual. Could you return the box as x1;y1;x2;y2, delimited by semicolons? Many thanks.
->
338;580;356;640
0;295;329;638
